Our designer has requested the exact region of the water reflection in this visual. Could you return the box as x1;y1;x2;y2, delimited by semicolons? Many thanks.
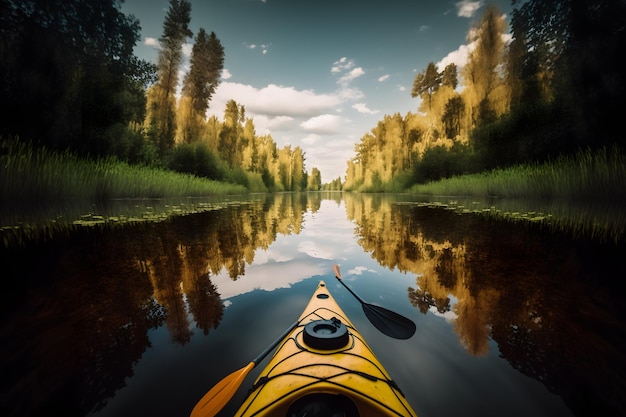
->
1;192;624;417
2;193;321;416
345;193;626;414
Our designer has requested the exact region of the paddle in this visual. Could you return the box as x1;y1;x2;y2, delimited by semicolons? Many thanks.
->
190;320;299;417
333;264;416;340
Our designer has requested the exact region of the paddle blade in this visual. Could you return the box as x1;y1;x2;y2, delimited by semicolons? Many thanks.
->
362;303;416;340
333;264;342;280
190;362;255;417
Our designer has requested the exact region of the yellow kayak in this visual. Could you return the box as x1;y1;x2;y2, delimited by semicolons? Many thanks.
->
234;280;418;417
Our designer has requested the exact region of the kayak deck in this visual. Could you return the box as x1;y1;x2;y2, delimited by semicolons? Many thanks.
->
235;280;418;417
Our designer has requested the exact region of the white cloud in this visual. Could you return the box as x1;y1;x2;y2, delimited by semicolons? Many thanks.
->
430;305;459;322
337;87;364;101
302;134;321;145
209;82;343;118
144;37;159;48
331;57;355;73
338;67;365;85
252;115;295;134
221;69;232;80
245;42;271;54
352;103;379;115
455;0;482;18
182;42;192;57
300;114;342;134
305;136;357;181
419;25;430;32
377;74;390;82
330;57;366;106
437;42;476;70
346;266;377;277
212;260;327;299
437;33;510;71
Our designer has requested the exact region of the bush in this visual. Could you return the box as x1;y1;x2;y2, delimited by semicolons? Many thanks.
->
245;172;268;192
410;142;476;185
261;168;276;191
224;165;249;187
384;170;414;192
413;145;450;183
135;140;161;167
471;101;572;170
167;142;225;181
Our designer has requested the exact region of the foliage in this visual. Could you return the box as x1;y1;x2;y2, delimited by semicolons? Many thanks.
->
413;146;449;184
307;167;322;191
243;172;268;193
223;165;248;187
0;0;156;157
0;0;319;196
411;62;442;112
322;177;343;191
178;29;224;144
183;29;224;115
167;142;225;181
347;0;626;192
470;100;571;170
145;0;193;156
382;170;414;193
462;5;509;128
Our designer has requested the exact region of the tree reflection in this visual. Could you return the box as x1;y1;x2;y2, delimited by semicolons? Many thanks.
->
1;193;315;416
344;193;626;415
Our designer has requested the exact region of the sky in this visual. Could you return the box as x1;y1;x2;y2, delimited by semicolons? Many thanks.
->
121;0;514;182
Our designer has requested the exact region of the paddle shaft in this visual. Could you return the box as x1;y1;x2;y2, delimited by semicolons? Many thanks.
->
253;320;299;365
337;276;366;304
190;320;299;417
333;264;366;303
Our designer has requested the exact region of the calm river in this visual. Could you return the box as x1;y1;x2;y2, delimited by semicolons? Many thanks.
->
1;192;624;417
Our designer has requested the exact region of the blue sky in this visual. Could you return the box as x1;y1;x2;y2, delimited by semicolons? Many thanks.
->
121;0;514;181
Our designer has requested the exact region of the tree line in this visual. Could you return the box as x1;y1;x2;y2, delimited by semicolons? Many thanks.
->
344;0;626;191
0;0;321;192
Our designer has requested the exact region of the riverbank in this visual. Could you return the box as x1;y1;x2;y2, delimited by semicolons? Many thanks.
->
404;146;626;243
1;139;247;202
2;139;624;247
408;146;626;202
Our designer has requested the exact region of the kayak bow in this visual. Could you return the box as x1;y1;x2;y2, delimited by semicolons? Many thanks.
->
234;280;418;417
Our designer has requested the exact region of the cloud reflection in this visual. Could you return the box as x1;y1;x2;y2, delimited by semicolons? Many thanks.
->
212;259;327;300
213;200;355;300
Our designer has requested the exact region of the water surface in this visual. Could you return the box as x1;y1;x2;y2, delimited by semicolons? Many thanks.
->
1;192;624;417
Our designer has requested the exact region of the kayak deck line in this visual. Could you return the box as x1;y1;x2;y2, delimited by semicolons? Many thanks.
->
234;280;418;417
246;316;405;395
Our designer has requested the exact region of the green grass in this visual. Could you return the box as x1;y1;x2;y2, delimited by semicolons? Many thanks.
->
405;147;626;243
1;138;247;201
408;147;626;202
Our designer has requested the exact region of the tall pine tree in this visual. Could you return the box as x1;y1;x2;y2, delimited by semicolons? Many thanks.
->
145;0;192;156
411;62;441;112
179;29;224;143
461;5;509;127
